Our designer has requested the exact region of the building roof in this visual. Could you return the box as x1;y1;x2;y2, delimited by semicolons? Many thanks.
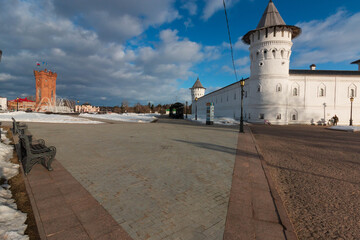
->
242;0;301;45
8;97;35;102
290;69;360;76
256;0;285;29
190;77;205;89
199;78;249;99
351;59;360;64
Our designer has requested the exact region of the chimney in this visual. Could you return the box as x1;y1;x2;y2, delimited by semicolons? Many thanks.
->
351;59;360;71
310;64;316;70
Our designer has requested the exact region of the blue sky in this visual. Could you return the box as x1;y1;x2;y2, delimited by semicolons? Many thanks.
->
0;0;360;106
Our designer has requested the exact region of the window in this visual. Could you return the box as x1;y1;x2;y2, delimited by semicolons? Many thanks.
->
259;114;264;119
276;114;281;120
258;85;262;92
276;84;282;92
320;88;325;97
281;50;284;58
351;89;355;97
264;50;267;58
272;50;276;58
293;88;298;96
265;28;268;38
292;114;296;120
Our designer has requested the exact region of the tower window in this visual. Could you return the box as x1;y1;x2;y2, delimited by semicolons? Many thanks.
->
259;114;264;119
281;50;284;58
272;50;276;58
258;85;262;92
264;50;267;59
276;114;281;120
293;88;298;96
265;28;268;38
276;84;282;92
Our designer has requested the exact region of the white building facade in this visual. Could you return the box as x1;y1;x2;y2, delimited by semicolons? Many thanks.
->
191;0;360;125
0;97;7;111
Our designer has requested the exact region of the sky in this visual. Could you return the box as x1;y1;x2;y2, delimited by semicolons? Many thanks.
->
0;0;360;106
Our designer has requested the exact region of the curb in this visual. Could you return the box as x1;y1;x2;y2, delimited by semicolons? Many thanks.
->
248;126;298;240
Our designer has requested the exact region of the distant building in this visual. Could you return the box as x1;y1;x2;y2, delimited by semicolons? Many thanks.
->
34;69;57;112
0;97;7;111
75;103;100;113
8;97;36;111
192;0;360;125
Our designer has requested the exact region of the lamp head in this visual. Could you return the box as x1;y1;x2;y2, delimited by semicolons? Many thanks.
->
195;97;198;101
240;79;245;87
350;97;354;102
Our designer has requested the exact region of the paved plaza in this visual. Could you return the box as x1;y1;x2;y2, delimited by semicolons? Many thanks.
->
25;118;239;239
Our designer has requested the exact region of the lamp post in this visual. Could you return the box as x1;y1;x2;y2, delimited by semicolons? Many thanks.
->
350;97;354;126
16;97;19;111
185;101;188;119
195;97;198;120
240;78;245;133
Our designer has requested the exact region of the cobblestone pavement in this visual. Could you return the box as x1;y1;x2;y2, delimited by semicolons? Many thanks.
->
26;118;238;240
250;124;360;239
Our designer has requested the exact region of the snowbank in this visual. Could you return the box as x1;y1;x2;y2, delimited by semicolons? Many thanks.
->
81;113;159;123
0;128;29;240
328;126;360;132
188;115;240;125
0;112;102;124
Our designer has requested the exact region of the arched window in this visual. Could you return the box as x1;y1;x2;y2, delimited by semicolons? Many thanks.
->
264;50;268;59
293;88;298;96
292;114;296;120
318;83;326;97
290;110;298;121
276;83;282;92
257;84;262;92
320;88;324;97
272;50;276;58
281;50;284;58
348;84;357;98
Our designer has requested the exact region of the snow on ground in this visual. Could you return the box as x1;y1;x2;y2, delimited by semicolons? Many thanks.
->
328;125;360;132
81;113;159;123
188;114;240;125
0;128;29;240
0;111;102;124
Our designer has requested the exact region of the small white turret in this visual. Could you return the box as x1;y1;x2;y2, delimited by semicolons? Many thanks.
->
190;77;206;102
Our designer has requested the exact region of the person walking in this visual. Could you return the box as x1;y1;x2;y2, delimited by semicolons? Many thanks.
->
334;115;339;125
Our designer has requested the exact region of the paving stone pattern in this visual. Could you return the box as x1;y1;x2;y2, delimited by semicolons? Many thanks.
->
26;119;238;240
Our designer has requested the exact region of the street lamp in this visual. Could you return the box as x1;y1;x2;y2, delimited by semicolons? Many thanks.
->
195;97;198;120
240;78;245;133
16;97;19;111
350;97;354;126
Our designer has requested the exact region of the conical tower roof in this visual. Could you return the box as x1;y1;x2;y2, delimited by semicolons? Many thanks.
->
256;0;285;29
190;77;205;89
242;0;301;45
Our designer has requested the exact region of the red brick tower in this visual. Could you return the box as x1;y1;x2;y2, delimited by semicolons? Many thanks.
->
34;69;57;111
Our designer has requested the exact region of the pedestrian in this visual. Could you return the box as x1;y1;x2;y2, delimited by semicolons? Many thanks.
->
334;115;338;125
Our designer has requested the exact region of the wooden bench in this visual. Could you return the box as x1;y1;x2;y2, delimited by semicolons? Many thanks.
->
19;134;56;175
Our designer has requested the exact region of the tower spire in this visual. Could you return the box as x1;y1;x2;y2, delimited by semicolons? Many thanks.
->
256;0;285;29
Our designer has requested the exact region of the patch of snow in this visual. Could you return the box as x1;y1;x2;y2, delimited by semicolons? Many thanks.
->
0;129;29;240
0;112;102;124
188;114;241;125
81;113;159;123
328;125;360;132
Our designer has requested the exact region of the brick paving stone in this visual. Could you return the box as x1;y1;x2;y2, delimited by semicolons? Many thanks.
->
25;119;239;240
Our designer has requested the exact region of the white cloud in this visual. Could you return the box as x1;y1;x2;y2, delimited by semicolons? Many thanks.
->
292;10;360;66
235;57;249;67
0;73;16;82
202;0;240;21
182;1;197;15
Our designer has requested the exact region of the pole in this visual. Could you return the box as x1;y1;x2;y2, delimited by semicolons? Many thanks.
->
350;99;353;126
240;84;244;133
186;101;188;119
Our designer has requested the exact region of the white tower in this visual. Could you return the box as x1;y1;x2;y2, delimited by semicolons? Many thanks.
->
242;0;301;124
190;77;206;102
